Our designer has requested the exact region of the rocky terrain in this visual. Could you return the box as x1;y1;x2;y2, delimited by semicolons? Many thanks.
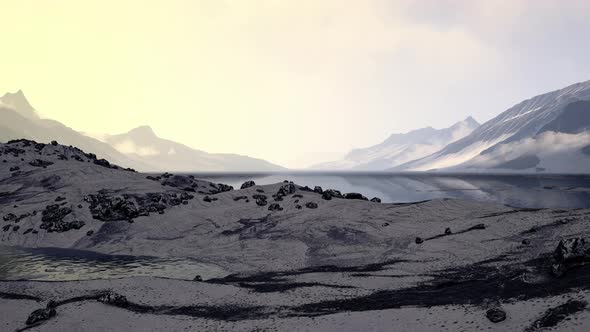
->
2;139;590;331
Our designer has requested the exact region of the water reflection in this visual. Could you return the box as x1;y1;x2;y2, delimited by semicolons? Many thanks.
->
194;172;590;209
0;247;227;281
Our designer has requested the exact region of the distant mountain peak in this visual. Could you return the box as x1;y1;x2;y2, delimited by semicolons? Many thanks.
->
0;90;39;120
126;125;157;138
463;116;479;126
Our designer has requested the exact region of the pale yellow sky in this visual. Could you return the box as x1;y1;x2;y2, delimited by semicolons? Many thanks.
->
2;0;589;168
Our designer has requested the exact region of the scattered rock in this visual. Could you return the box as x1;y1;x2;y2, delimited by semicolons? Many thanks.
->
486;307;507;323
9;166;19;172
344;193;368;201
305;202;318;209
26;307;56;325
203;196;218;203
268;203;283;211
253;194;268;206
277;183;296;196
370;197;382;203
241;181;256;189
97;291;129;307
29;159;54;167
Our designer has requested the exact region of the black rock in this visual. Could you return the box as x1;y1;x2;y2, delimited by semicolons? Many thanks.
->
277;183;296;196
193;275;203;282
26;307;56;325
233;195;248;201
9;166;20;172
314;186;323;194
268;203;283;211
322;189;344;200
240;180;256;189
97;291;129;307
415;237;424;244
93;158;112;168
444;227;452;235
295;205;302;209
344;192;368;201
293;194;303;198
29;159;54;167
3;213;17;222
55;196;66;202
486;307;507;323
305;202;318;209
203;196;218;203
370;197;382;203
256;188;265;193
50;140;58;146
23;228;34;235
551;237;590;277
86;230;94;236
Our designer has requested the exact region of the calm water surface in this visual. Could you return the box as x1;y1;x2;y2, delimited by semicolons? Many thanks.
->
194;172;590;209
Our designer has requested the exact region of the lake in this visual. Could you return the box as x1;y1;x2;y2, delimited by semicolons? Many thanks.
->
193;172;590;209
0;246;227;281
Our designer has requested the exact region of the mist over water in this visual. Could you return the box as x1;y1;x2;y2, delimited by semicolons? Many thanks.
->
194;172;590;209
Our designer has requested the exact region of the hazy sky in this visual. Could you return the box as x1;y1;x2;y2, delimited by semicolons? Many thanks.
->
2;0;590;168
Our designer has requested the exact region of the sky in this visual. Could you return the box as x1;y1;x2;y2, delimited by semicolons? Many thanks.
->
2;0;590;168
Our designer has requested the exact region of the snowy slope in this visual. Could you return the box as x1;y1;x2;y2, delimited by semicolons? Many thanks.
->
395;80;590;173
310;117;479;170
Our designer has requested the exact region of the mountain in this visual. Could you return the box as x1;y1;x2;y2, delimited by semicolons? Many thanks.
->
310;117;480;170
104;126;285;172
0;90;285;172
394;80;590;173
0;91;152;171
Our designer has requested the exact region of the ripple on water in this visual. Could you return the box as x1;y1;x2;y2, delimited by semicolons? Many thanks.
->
0;246;228;281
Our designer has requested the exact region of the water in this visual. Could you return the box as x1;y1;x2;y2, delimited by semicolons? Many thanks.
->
194;172;590;209
0;247;227;281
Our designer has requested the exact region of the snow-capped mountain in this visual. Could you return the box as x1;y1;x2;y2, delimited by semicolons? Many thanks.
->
394;80;590;173
310;117;480;170
104;126;285;172
0;90;285;172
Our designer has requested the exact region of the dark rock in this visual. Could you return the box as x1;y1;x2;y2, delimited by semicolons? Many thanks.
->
314;186;323;194
203;196;217;203
29;159;54;167
370;197;382;203
233;196;248;201
12;225;20;232
2;225;10;232
472;223;486;230
277;183;296;196
256;188;265;193
193;275;203;282
522;239;531;245
299;186;314;192
3;213;17;222
415;237;424;244
486;307;506;323
93;158;112;168
551;238;590;277
97;291;129;307
344;192;368;201
293;194;303;198
295;205;302;209
86;230;94;236
86;193;139;221
240;180;256;189
322;189;344;200
23;228;34;235
268;203;283;211
55;196;66;202
305;202;318;209
26;307;56;325
50;140;58;146
444;227;452;235
9;166;19;171
77;204;83;209
47;300;58;309
382;222;389;227
255;196;268;206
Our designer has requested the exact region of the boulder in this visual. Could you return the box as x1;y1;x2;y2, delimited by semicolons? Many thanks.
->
486;307;506;323
277;183;296;196
314;186;323;194
268;203;283;211
305;202;318;209
322;189;344;200
26;308;56;325
444;227;452;235
240;181;256;189
344;193;368;201
370;197;382;203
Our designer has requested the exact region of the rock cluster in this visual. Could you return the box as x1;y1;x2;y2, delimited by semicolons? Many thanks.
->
344;192;368;201
322;189;344;200
40;204;85;233
253;194;268;206
241;180;256;189
551;237;590;277
268;203;283;211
